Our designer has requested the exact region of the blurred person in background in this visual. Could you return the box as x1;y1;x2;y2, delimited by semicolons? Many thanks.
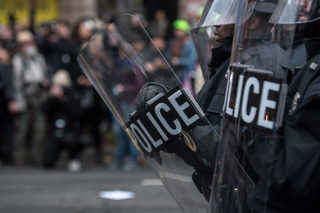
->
108;49;145;172
73;18;107;164
0;26;15;51
143;36;177;87
72;18;96;90
72;18;95;49
129;12;149;40
40;20;81;81
78;73;107;164
71;18;95;85
8;30;49;166
42;70;82;172
167;19;197;95
0;45;13;165
147;10;172;41
37;22;60;79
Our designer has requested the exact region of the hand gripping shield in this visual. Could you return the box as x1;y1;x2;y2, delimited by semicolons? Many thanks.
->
77;14;223;212
209;0;297;212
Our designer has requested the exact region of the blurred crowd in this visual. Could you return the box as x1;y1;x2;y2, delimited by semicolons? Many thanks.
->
0;9;199;172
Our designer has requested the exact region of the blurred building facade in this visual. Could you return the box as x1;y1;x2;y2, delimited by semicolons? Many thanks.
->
59;0;98;24
0;0;206;28
60;0;207;25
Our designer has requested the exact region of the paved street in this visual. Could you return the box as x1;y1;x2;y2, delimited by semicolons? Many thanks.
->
0;165;183;213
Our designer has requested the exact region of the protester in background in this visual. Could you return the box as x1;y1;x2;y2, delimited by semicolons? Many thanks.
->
129;12;149;40
109;49;145;172
39;21;76;80
55;20;82;82
42;70;82;172
72;18;95;48
72;18;95;84
73;18;107;164
8;30;49;166
143;36;177;87
147;10;172;41
167;19;197;94
78;75;107;164
0;45;13;164
72;18;95;86
0;27;15;51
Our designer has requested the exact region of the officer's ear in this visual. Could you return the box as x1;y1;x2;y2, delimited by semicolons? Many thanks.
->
248;16;261;30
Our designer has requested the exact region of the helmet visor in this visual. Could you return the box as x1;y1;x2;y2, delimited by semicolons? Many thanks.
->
192;0;240;79
196;0;239;28
269;0;320;24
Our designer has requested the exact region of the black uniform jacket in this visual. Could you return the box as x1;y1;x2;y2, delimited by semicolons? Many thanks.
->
196;34;293;167
197;39;232;128
194;39;232;168
240;33;293;80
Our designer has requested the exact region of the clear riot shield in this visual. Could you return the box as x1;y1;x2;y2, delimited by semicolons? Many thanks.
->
209;0;295;212
190;26;212;81
77;14;221;213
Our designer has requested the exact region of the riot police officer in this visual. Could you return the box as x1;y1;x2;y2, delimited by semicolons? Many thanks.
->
190;0;237;200
193;0;235;126
195;0;292;144
247;0;320;211
207;0;296;212
192;0;293;203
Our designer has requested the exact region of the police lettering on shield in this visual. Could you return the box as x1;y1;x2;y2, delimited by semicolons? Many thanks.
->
125;87;204;156
223;65;287;131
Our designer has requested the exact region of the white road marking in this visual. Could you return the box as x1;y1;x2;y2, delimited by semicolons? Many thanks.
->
158;171;193;183
140;179;163;186
99;190;136;200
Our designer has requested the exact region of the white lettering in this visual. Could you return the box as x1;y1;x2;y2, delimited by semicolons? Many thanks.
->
242;77;260;123
234;75;244;118
137;119;163;148
226;72;234;116
258;81;280;129
146;112;169;141
130;123;152;153
155;103;181;135
168;90;200;126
